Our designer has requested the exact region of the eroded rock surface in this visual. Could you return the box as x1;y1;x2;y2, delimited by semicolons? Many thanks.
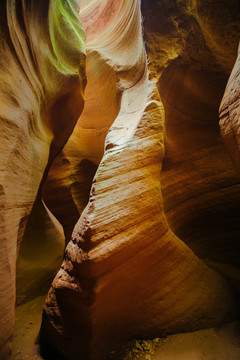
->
42;86;238;360
40;1;240;359
142;0;240;266
0;0;86;357
0;0;240;359
220;44;240;177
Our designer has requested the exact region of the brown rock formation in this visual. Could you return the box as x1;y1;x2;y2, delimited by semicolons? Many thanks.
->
0;0;239;359
40;1;240;359
41;87;238;360
159;63;240;266
142;0;240;266
42;50;121;242
220;44;240;177
41;0;147;244
0;0;86;358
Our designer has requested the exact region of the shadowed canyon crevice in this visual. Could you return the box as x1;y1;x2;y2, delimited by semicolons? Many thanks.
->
0;0;240;360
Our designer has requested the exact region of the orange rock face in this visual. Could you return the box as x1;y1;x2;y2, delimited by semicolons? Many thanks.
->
41;89;238;359
39;0;240;359
220;44;240;177
0;1;86;358
142;0;240;266
0;0;240;359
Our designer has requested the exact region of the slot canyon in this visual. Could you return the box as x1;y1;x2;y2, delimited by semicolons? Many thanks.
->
0;0;240;359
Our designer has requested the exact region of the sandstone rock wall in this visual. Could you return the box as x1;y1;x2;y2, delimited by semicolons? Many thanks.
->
142;0;240;266
220;44;240;177
40;1;240;359
0;1;86;357
42;83;238;360
0;0;240;359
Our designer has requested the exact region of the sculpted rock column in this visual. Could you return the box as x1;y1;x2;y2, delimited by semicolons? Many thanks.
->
42;85;238;360
41;0;148;243
0;1;86;358
41;1;238;359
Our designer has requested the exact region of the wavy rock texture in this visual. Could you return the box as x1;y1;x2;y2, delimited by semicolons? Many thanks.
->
42;50;120;242
220;44;240;177
41;87;238;360
142;0;240;266
0;0;86;358
0;0;240;359
42;0;147;243
40;0;240;359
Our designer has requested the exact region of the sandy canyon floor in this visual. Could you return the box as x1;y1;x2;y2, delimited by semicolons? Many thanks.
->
13;295;240;360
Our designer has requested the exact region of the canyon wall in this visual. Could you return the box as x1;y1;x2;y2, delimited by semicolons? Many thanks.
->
40;0;240;359
0;0;86;357
0;0;240;359
143;0;240;266
220;44;240;178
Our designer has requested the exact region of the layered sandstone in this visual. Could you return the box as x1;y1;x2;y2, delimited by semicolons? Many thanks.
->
142;0;240;266
0;0;239;359
41;85;238;360
0;1;86;358
42;50;120;242
220;44;240;177
42;0;147;243
40;1;240;359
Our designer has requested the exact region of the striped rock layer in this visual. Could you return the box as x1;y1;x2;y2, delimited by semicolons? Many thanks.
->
40;3;240;359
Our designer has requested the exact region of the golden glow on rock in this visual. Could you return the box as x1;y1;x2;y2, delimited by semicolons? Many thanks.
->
0;0;239;359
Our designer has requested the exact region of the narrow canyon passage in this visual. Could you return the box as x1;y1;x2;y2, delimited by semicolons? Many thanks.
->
0;0;239;360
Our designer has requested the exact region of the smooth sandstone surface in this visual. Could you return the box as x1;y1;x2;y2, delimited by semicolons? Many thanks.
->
40;2;240;359
41;86;238;359
42;0;147;244
0;0;86;357
220;44;240;177
142;0;240;266
0;0;239;359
